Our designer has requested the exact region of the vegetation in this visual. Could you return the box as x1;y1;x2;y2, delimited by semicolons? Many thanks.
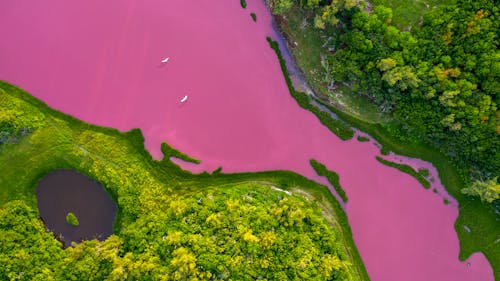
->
265;1;499;277
0;82;369;280
160;142;200;164
273;0;499;185
240;0;247;9
462;177;500;204
370;0;456;29
375;156;430;189
66;212;79;227
312;91;500;277
310;159;348;203
418;168;430;178
356;135;369;142
251;12;257;22
267;37;355;141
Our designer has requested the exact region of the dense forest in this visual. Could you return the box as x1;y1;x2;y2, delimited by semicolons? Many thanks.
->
267;0;499;204
0;82;368;280
0;185;352;280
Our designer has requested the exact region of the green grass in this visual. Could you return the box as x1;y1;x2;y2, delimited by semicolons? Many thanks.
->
371;0;456;30
310;159;348;203
65;212;79;226
160;142;200;164
0;81;369;281
266;38;499;278
357;135;370;142
418;168;430;178
375;156;430;189
380;147;391;155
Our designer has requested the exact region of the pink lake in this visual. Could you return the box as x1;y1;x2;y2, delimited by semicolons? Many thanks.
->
0;0;494;280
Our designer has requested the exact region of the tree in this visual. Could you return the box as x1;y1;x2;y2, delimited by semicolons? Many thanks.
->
377;58;397;71
269;0;294;15
462;177;500;203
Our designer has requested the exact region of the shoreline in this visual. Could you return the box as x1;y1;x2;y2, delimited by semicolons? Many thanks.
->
264;2;498;278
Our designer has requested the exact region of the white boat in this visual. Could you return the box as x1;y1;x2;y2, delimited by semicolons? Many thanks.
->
161;57;170;63
180;95;188;103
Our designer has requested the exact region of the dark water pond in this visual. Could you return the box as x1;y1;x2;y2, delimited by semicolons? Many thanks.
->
36;169;117;247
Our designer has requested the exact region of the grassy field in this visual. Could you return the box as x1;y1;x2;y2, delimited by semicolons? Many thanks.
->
370;0;456;30
266;37;499;278
0;81;370;280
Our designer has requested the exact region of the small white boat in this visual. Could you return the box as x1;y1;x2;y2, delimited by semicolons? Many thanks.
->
180;95;188;103
161;57;170;63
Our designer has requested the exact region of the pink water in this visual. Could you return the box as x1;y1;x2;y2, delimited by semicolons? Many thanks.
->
0;0;493;280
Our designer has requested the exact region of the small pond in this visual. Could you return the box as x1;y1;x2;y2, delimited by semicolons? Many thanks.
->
36;169;117;247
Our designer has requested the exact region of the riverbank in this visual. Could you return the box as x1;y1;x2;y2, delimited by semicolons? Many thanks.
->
266;4;498;278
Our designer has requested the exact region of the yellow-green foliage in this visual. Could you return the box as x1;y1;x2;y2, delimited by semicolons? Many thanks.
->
0;82;368;280
66;212;79;226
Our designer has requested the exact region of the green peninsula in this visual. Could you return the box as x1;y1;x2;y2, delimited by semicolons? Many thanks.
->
0;81;368;280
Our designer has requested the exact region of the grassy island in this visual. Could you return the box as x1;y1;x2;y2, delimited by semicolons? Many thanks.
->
65;212;79;227
0;81;368;280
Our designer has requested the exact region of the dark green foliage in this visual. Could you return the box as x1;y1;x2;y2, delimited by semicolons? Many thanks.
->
322;1;499;182
311;92;499;277
0;121;32;146
380;147;390;155
212;166;223;174
376;156;431;189
161;142;200;164
356;135;370;142
240;0;247;9
418;168;430;178
250;12;257;22
310;159;348;203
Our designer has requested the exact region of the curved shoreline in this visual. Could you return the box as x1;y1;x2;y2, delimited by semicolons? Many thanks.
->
0;80;369;280
266;6;497;279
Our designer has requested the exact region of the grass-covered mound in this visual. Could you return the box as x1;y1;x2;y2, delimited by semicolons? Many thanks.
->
65;212;79;226
0;81;369;280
